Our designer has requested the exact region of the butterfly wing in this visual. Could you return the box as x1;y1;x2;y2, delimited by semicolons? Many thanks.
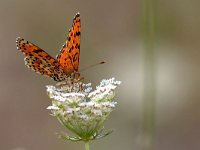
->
57;13;81;76
16;37;67;81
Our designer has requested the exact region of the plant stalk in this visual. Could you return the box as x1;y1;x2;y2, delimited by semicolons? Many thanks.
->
142;0;156;150
84;141;90;150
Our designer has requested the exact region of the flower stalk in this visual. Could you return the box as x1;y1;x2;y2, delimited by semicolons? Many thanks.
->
85;141;90;150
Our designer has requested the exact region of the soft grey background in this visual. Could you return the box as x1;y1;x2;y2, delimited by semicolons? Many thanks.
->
0;0;200;150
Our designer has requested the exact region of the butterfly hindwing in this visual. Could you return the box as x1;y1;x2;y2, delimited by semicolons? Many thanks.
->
16;37;67;81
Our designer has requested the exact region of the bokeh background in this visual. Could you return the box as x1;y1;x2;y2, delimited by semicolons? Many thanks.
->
0;0;200;150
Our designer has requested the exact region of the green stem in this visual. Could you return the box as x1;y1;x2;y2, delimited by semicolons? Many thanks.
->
142;0;156;150
84;141;90;150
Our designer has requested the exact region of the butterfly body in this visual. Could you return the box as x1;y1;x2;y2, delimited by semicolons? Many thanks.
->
16;13;81;82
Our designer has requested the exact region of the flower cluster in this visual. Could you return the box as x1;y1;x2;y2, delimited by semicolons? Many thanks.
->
46;78;121;141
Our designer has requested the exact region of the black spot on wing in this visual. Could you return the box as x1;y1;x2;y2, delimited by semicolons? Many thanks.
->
69;48;72;53
46;55;52;60
75;31;80;37
33;49;43;53
75;43;80;49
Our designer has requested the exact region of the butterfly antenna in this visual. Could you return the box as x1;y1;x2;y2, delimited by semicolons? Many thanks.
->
80;61;105;72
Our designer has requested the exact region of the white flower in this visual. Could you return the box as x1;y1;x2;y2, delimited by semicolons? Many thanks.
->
46;78;121;141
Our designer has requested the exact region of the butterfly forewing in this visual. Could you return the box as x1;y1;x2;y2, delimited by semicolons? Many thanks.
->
57;13;81;74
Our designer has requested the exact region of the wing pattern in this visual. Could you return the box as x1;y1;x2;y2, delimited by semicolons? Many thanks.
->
16;13;81;81
57;13;81;76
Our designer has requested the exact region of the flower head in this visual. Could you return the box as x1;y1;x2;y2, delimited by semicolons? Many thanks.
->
47;78;121;141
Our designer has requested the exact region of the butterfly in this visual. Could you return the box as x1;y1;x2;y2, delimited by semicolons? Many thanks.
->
16;13;81;82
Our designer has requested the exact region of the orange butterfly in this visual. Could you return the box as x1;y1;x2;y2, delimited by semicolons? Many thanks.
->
16;13;81;81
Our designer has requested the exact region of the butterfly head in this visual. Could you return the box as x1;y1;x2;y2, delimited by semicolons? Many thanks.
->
70;70;80;80
63;67;80;80
72;71;80;79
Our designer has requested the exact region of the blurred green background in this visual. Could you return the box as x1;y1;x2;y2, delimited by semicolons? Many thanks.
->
0;0;200;150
